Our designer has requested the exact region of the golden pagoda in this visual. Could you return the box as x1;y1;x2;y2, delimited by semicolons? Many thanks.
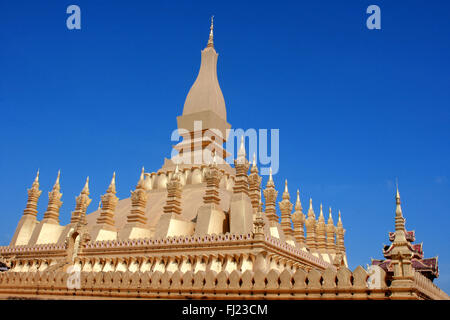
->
0;18;447;300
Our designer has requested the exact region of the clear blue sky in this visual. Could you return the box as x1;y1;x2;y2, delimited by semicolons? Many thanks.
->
1;1;449;291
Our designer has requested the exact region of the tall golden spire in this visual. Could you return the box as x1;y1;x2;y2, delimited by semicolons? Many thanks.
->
207;15;214;48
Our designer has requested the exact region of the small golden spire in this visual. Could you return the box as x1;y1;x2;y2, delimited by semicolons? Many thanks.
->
81;177;90;195
207;15;214;48
338;210;343;226
284;179;288;193
97;200;102;211
35;169;40;182
252;153;256;167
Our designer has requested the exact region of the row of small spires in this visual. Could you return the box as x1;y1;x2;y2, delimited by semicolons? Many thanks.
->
21;136;346;253
23;166;344;226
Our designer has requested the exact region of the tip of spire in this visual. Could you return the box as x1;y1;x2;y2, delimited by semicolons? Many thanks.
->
108;171;116;190
34;169;40;182
319;203;324;216
82;176;90;194
252;153;256;167
55;170;61;185
284;179;288;193
207;15;214;48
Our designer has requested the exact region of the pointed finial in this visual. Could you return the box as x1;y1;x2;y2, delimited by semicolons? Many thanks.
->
97;200;102;211
338;210;343;225
252;153;256;167
107;172;116;193
207;15;214;47
52;170;61;191
55;170;61;184
269;167;273;181
284;179;288;193
319;203;324;217
327;207;334;224
81;176;90;194
309;198;313;210
34;169;40;183
395;179;401;204
295;189;302;211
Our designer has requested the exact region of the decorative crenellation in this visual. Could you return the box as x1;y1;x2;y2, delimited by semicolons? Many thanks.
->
70;177;92;225
3;265;447;300
42;171;63;224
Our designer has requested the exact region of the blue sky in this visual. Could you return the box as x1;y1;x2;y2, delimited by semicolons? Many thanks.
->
1;1;449;291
